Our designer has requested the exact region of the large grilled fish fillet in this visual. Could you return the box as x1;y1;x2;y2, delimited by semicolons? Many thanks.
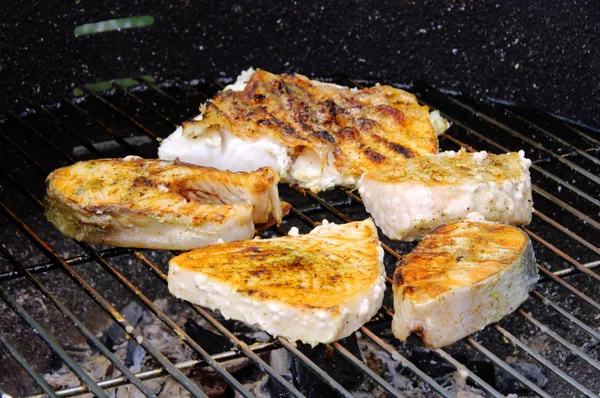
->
392;219;538;348
159;68;449;192
168;219;386;345
358;149;533;241
45;157;282;250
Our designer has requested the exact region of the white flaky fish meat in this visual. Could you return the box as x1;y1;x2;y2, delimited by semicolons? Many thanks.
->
159;68;449;192
44;157;283;250
168;219;386;345
392;219;538;348
358;149;533;241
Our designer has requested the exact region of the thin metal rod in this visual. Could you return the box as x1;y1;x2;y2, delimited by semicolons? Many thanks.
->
440;132;600;230
64;99;145;156
505;108;600;166
0;244;156;397
517;309;600;372
297;184;600;396
0;152;251;395
525;228;600;282
0;333;59;398
331;341;403;397
134;255;305;398
81;88;159;140
537;265;600;311
465;337;551;398
433;347;504;398
358;327;451;398
2;110;273;395
532;210;600;256
442;95;600;184
277;338;353;398
531;291;600;341
140;78;182;104
25;342;276;398
112;82;178;128
0;201;207;398
492;324;598;397
0;286;109;398
441;112;600;207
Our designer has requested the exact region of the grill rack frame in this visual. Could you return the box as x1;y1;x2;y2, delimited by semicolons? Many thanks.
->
0;76;597;397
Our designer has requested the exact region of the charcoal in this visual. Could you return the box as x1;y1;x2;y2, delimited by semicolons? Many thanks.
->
101;301;144;350
495;362;548;394
261;349;295;398
185;318;232;355
124;339;146;369
293;335;366;397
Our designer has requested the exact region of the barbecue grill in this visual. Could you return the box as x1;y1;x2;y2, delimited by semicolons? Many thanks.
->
1;4;599;397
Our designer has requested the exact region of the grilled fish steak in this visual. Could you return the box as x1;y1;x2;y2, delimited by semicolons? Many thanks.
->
159;68;449;192
168;219;386;345
358;149;533;241
392;220;538;348
45;157;283;250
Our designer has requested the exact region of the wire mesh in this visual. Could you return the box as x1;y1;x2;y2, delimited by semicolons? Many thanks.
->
0;75;597;397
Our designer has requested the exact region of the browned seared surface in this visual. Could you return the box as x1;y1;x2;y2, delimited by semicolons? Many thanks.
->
183;69;438;178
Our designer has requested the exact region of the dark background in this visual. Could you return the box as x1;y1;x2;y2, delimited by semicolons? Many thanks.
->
1;0;599;130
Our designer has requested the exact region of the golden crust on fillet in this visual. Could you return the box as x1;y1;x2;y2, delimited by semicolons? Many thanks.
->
170;220;381;313
46;158;281;224
393;222;530;303
366;150;525;184
182;69;438;177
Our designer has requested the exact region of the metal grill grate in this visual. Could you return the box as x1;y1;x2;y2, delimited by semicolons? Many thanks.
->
0;75;598;397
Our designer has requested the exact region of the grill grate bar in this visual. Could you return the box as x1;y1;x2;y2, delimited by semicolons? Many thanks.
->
492;324;598;397
64;99;146;157
531;291;600;341
440;94;600;184
277;338;354;398
26;343;276;398
536;265;600;311
0;333;59;398
0;122;254;397
505;109;600;166
517;309;600;372
358;326;451;398
436;111;600;208
441;132;600;230
86;83;440;397
1;77;597;396
415;88;600;208
129;243;306;397
111;82;179;128
290;141;600;396
524;228;600;281
0;200;209;398
465;337;552;398
331;341;403;397
0;283;109;398
0;244;156;397
81;88;159;140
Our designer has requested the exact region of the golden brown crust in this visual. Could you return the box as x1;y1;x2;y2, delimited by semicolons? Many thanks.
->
183;69;438;178
170;220;382;312
393;222;529;303
365;150;525;184
46;158;280;222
